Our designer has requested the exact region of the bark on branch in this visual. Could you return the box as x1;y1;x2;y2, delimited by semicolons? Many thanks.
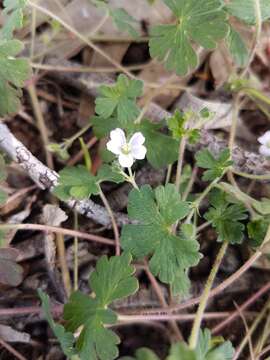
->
0;123;129;226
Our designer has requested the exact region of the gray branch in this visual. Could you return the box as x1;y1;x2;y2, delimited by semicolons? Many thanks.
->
0;123;129;226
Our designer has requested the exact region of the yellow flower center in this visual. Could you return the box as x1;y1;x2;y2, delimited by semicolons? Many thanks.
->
121;143;131;155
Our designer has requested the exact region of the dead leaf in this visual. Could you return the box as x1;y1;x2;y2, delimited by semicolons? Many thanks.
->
0;324;30;343
0;248;23;287
42;204;68;227
42;204;68;267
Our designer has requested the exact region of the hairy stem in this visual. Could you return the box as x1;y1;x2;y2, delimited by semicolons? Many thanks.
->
175;136;186;191
189;241;228;349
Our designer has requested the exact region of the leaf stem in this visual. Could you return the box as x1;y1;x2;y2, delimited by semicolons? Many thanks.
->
175;136;186;192
189;241;228;349
73;210;79;291
27;83;54;169
99;187;120;255
185;177;220;224
127;167;139;190
232;169;270;180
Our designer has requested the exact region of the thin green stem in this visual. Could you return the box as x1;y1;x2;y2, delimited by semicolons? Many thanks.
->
127;167;139;190
175;136;186;192
186;177;220;224
65;123;92;147
189;241;228;349
27;83;54;169
165;164;173;185
232;169;270;180
99;187;120;255
73;211;79;291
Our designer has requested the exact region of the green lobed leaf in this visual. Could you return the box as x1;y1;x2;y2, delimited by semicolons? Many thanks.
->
1;0;27;40
167;110;200;144
121;184;201;293
226;26;249;67
226;0;270;25
0;39;30;116
63;253;138;360
53;165;99;200
89;252;139;306
119;348;159;360
95;75;143;126
54;164;125;201
247;219;269;247
139;120;179;168
38;289;76;358
167;329;234;360
195;148;233;181
167;342;197;360
204;189;248;244
96;164;125;184
196;329;235;360
149;0;229;75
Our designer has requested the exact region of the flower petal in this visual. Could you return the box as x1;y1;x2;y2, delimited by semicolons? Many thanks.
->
118;153;134;168
106;140;122;155
258;131;270;145
110;128;126;146
259;145;270;157
129;132;145;148
131;145;147;160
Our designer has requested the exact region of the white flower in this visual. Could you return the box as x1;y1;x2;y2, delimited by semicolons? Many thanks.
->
258;131;270;157
106;128;147;168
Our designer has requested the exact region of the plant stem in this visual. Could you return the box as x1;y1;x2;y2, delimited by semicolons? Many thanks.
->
65;123;92;148
99;187;120;255
175;136;186;192
0;223;115;246
127;167;139;190
232;169;270;180
27;83;54;169
144;263;183;341
212;281;270;334
56;233;72;296
165;164;173;185
185;177;220;224
31;61;151;73
73;210;79;291
233;299;270;360
189;241;228;349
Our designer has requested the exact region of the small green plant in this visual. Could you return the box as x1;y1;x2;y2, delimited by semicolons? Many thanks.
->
1;0;270;359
